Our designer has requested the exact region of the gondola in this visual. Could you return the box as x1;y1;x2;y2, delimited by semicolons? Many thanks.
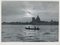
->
25;26;40;30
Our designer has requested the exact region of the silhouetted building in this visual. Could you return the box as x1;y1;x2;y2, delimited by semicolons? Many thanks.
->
35;16;40;23
32;17;35;22
32;17;36;24
31;16;41;24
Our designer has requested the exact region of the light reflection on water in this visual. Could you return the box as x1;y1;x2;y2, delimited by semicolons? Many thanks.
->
2;25;58;42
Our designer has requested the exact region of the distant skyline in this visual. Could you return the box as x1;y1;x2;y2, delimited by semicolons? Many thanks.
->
2;1;59;22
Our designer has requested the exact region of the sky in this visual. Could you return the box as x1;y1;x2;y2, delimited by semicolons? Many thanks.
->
2;1;59;22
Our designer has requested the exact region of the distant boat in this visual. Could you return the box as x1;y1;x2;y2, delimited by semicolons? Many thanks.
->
25;26;40;30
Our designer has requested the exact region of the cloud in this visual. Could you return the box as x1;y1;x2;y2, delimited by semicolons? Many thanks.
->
2;1;59;22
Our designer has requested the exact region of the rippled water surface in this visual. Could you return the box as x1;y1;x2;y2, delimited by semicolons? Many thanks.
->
2;25;58;42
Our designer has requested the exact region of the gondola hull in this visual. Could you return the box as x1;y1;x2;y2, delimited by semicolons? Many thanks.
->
25;27;40;30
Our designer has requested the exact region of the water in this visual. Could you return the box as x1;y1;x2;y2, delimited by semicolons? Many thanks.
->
2;25;58;42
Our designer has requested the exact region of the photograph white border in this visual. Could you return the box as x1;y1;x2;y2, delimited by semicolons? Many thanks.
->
0;0;60;45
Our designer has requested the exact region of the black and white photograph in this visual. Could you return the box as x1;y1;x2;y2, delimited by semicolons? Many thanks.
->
2;1;59;42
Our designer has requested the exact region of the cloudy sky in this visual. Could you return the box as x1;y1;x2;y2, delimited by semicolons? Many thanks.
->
2;1;59;22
